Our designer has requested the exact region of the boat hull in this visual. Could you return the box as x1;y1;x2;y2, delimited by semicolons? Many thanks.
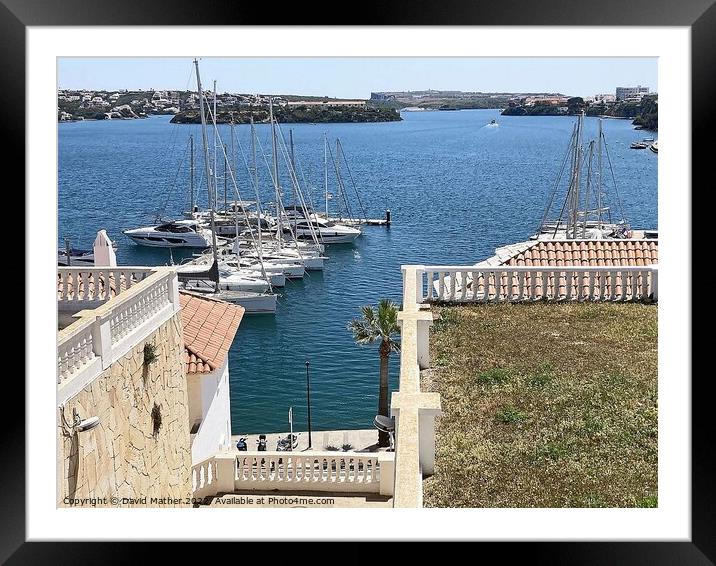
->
220;292;278;313
218;277;270;293
123;231;210;248
295;231;360;244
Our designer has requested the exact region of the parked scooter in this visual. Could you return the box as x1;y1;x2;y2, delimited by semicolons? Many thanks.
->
276;433;298;451
256;434;267;452
236;437;247;451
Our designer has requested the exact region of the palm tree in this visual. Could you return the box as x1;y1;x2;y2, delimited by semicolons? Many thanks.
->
347;299;401;447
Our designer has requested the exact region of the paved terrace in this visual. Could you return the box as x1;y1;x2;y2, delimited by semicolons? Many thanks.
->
230;429;383;453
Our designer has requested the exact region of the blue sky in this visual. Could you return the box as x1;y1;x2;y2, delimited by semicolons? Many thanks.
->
58;57;657;98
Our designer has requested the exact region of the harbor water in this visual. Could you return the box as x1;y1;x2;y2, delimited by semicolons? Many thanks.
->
58;109;658;434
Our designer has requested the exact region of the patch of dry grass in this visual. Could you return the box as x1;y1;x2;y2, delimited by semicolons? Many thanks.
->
422;302;657;508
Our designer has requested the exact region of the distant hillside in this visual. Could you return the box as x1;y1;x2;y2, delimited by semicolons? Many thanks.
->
170;104;401;124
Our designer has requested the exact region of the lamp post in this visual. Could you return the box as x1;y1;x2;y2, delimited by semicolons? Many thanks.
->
305;361;312;449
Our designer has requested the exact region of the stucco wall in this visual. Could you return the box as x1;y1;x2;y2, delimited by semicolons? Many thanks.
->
190;360;232;465
57;312;192;507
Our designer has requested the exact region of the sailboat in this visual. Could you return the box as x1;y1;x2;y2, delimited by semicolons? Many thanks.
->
178;59;277;314
532;113;630;240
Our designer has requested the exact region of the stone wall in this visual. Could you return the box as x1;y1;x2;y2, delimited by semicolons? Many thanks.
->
57;313;192;507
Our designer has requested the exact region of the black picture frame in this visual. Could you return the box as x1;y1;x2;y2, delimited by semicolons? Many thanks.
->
9;0;704;561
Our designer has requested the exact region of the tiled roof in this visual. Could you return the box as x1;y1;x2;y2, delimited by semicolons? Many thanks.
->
459;239;659;301
504;239;658;267
180;292;245;375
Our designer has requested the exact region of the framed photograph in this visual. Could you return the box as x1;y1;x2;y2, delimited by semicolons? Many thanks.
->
10;0;705;560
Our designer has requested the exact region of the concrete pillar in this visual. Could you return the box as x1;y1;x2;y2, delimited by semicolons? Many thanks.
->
93;229;117;267
417;319;431;370
419;408;440;477
93;314;113;370
214;454;237;494
378;453;395;496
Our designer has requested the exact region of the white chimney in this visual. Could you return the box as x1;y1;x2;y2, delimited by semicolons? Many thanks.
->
93;229;117;267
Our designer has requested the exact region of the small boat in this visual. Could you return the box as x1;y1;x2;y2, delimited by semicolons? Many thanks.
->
123;219;212;248
649;141;658;153
487;119;498;126
58;240;118;266
58;247;95;266
630;141;648;149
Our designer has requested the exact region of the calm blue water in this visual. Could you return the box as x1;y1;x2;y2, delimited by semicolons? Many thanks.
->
58;110;657;434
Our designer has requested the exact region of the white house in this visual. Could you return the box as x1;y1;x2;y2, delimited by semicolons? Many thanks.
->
179;292;244;465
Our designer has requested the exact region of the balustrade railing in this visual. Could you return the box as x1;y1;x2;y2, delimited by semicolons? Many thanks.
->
190;451;394;501
418;265;658;303
192;456;218;500
235;452;381;491
57;267;180;396
57;267;153;304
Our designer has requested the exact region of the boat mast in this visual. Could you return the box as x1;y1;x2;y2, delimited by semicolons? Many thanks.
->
289;129;298;211
597;118;603;232
189;134;195;214
230;119;236;230
213;80;218;218
250;117;263;264
324;133;329;218
269;98;282;251
223;144;228;216
581;140;595;236
569;112;584;238
193;59;220;281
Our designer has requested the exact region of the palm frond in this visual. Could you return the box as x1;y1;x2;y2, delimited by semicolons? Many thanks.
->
348;299;400;348
347;318;377;344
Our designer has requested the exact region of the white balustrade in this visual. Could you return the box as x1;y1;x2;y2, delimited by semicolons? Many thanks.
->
57;267;180;397
58;267;153;304
234;452;383;493
57;316;100;386
419;265;658;304
192;457;218;500
189;451;393;501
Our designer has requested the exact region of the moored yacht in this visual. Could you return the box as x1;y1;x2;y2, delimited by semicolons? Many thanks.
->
290;215;361;244
123;219;212;248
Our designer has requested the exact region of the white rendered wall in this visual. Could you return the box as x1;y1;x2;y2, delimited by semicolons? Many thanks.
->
190;359;232;465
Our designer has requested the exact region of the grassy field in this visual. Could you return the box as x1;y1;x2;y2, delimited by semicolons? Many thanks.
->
422;302;658;508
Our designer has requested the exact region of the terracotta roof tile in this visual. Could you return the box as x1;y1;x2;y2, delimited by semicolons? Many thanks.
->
180;291;245;375
487;239;658;300
506;239;658;268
